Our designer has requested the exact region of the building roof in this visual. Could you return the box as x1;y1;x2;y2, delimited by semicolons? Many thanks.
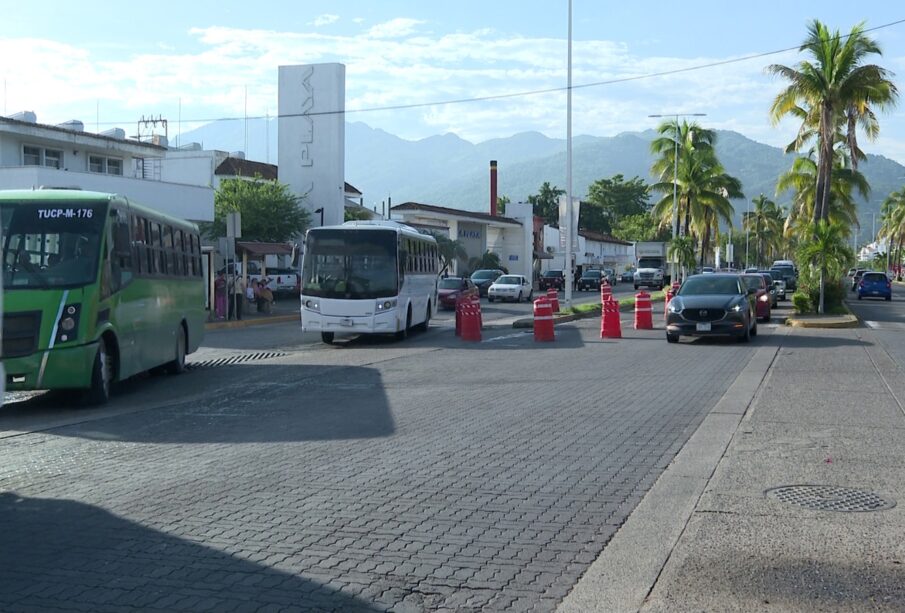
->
215;157;278;181
236;241;294;256
344;182;362;196
578;229;633;246
391;201;521;226
0;115;167;152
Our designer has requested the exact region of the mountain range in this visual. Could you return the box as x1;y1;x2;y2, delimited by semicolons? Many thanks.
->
177;118;905;233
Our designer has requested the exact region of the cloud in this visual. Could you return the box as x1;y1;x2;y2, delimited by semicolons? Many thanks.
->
311;14;339;27
366;18;425;39
3;25;903;164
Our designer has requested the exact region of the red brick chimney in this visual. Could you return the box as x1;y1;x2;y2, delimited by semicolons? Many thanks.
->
490;160;498;216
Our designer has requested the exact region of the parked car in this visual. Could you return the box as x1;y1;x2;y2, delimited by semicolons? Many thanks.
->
438;276;478;310
488;274;533;303
577;269;603;291
857;271;892;301
539;269;565;291
741;273;771;322
268;267;300;295
665;273;757;343
621;269;635;283
470;269;505;297
850;269;868;292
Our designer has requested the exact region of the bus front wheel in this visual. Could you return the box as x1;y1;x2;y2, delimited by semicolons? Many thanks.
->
85;338;113;405
321;332;335;344
166;326;187;375
396;307;412;341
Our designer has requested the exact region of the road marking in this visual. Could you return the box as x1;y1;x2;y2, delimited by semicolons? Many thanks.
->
482;332;529;343
866;320;880;329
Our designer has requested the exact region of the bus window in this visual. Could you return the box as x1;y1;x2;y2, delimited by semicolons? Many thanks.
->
162;225;174;275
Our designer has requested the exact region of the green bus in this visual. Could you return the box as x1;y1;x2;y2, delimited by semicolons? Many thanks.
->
1;189;206;404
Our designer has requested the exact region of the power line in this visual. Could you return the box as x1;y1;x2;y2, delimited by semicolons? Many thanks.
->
78;17;905;127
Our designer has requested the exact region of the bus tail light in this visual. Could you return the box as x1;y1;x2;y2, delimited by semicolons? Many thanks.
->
56;304;81;344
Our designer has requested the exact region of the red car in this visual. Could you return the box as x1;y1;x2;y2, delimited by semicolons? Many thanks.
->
438;276;478;310
741;273;771;322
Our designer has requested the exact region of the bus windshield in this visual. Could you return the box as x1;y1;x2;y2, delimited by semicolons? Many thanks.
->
1;201;107;289
302;229;398;299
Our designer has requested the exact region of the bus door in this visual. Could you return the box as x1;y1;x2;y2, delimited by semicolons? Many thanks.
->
102;205;139;377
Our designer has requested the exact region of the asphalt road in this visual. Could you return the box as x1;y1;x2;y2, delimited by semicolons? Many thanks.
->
0;297;783;612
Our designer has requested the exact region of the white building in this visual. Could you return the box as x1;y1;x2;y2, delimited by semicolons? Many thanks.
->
540;226;634;272
0;112;213;221
390;201;534;278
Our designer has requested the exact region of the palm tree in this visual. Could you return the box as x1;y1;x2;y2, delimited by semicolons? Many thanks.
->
879;188;905;279
431;233;467;276
744;195;785;267
651;121;742;267
667;235;696;281
467;251;503;274
768;20;898;224
797;219;853;314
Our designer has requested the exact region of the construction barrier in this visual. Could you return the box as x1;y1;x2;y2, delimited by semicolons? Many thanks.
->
634;290;653;330
546;288;560;313
600;297;623;339
600;281;613;304
471;294;483;330
460;298;482;342
455;294;463;336
533;297;555;342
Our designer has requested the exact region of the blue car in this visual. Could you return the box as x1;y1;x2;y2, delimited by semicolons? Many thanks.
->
857;271;892;301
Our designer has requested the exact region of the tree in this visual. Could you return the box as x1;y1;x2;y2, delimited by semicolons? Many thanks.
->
650;120;742;266
879;188;905;279
743;195;785;267
797;219;853;314
344;206;372;222
430;232;468;276
528;182;565;227
496;195;510;216
583;175;650;234
204;178;310;242
768;20;898;224
611;213;670;242
668;235;696;282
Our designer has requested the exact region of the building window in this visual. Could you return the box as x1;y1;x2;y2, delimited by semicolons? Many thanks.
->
89;155;123;176
22;145;63;169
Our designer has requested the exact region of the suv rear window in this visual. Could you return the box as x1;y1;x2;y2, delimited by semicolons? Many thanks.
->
543;270;564;277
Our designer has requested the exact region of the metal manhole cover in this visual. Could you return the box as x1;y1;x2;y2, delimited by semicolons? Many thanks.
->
766;485;896;513
187;351;289;370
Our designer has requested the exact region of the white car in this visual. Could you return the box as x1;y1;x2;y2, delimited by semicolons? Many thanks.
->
488;274;533;303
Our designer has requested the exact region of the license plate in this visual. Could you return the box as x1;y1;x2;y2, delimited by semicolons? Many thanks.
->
340;318;353;327
696;322;711;332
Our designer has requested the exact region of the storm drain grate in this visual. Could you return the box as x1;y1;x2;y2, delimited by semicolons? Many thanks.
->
187;351;289;370
766;485;896;513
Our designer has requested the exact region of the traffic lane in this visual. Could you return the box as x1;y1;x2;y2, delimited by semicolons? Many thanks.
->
0;308;763;611
846;291;905;368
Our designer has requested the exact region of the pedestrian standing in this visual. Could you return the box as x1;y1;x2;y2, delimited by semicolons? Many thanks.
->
214;272;227;319
230;275;246;320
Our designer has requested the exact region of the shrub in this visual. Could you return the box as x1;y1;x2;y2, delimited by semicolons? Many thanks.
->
791;291;812;314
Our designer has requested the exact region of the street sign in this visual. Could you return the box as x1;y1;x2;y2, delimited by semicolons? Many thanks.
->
226;212;242;238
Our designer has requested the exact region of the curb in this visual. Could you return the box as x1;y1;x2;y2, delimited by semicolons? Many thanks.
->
786;314;859;329
205;314;297;330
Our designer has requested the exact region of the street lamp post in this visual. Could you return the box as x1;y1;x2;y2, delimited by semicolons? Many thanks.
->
314;207;324;226
745;198;750;269
648;112;706;283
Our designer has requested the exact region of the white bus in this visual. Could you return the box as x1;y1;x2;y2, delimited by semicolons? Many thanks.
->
300;220;439;344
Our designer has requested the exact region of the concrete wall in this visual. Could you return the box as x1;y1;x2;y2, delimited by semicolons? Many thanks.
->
160;150;219;188
278;63;346;228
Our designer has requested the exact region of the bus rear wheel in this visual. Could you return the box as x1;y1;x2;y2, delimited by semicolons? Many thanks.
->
85;338;113;405
321;332;335;344
166;326;187;375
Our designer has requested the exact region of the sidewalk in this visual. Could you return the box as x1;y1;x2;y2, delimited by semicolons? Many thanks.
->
205;296;298;330
561;324;905;612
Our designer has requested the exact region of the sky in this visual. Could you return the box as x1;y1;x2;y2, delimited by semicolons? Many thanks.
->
3;1;905;162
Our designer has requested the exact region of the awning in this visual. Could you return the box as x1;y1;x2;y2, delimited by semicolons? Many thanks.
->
235;241;294;257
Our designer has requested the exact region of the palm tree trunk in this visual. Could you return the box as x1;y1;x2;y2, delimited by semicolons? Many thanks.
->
819;268;825;315
815;105;834;223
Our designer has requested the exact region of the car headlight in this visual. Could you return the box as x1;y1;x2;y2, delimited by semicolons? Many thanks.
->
376;298;397;311
731;303;743;312
303;299;320;313
667;299;682;314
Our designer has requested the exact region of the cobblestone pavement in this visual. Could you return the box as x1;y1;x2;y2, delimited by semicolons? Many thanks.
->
0;318;765;612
